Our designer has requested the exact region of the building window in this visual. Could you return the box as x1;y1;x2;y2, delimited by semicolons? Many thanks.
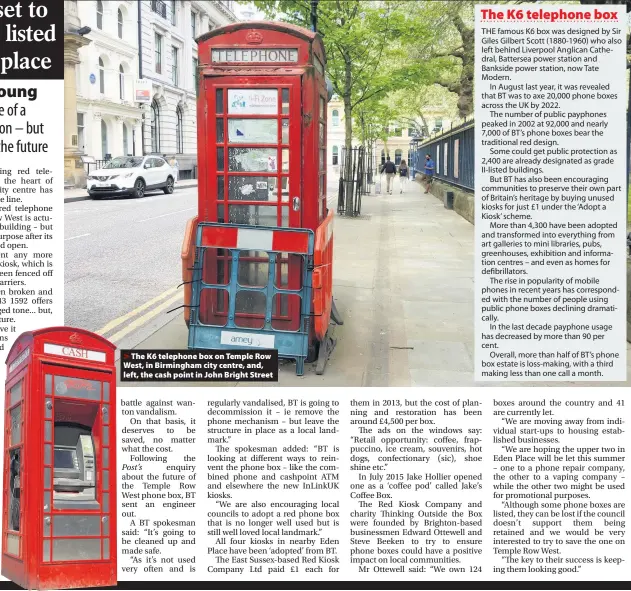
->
381;150;386;165
332;110;339;127
98;57;105;94
176;106;183;154
155;33;163;74
395;149;402;165
77;113;85;152
151;0;167;18
170;0;177;25
433;118;443;132
119;65;125;100
391;125;402;137
191;11;196;39
96;0;103;29
332;145;338;166
192;57;199;95
101;119;108;158
408;127;415;137
123;124;129;156
171;46;179;86
151;100;160;153
118;8;123;38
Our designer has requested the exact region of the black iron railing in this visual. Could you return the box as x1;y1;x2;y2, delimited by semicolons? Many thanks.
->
86;160;110;174
338;146;366;217
410;120;474;192
151;0;167;19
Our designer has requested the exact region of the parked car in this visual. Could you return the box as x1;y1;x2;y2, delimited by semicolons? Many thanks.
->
86;156;175;199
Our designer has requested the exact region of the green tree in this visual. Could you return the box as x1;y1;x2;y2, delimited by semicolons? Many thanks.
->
251;0;437;151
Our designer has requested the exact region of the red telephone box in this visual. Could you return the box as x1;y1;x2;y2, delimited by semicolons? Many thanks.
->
182;22;341;374
2;327;116;590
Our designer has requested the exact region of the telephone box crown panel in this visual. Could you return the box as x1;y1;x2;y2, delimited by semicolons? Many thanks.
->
3;327;116;590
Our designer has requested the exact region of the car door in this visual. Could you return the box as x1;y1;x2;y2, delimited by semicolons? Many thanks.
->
153;158;168;186
143;158;158;187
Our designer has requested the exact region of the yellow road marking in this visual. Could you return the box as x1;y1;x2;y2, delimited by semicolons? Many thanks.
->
107;291;183;345
96;286;179;337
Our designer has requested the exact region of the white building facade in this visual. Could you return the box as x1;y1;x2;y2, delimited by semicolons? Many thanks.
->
140;0;237;178
76;0;143;163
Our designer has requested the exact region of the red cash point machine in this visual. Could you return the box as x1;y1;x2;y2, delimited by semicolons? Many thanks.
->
2;327;116;590
181;21;342;375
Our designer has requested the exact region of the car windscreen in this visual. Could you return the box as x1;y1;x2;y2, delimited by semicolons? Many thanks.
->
104;157;143;169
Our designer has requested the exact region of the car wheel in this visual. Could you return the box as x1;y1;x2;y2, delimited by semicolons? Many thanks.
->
133;178;146;198
163;176;174;195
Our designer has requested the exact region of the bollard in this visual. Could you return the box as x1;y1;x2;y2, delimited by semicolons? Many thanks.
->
444;191;454;210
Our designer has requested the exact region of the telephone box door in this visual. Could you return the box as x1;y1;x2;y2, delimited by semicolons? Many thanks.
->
41;363;114;565
202;76;303;331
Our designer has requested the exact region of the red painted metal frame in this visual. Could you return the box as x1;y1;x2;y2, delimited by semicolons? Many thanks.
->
186;22;333;348
2;327;116;590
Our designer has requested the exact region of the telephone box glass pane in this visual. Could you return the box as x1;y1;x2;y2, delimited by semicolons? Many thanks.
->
228;205;277;227
44;491;51;511
319;122;325;144
217;147;224;171
281;208;289;228
53;515;101;537
228;119;277;144
235;292;266;327
319;149;325;170
228;177;277;203
103;426;110;446
52;538;101;561
281;177;289;202
281;88;289;114
103;382;110;402
103;448;109;469
227;89;278;115
44;467;51;488
103;518;110;536
216;118;224;143
54;376;101;401
215;88;223;114
280;123;289;149
281;149;289;172
238;251;268;287
103;492;110;513
45;374;52;395
218;176;224;202
43;516;51;536
228;148;277;173
319;96;324;119
103;539;110;560
10;405;21;445
42;539;50;561
8;449;21;531
7;535;19;557
9;381;22;406
103;470;109;491
44;444;52;465
102;405;110;425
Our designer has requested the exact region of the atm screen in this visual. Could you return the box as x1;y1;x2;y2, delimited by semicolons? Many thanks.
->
54;448;77;470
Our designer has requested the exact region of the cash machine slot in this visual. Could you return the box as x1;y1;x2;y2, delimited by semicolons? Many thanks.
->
53;402;100;511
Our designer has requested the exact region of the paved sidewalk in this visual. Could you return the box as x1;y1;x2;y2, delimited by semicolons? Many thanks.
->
64;179;198;203
127;180;631;387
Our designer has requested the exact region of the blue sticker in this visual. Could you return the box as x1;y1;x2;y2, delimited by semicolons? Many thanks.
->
89;73;96;84
236;128;244;136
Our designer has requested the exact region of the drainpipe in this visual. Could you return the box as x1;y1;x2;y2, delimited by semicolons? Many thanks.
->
138;0;145;155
